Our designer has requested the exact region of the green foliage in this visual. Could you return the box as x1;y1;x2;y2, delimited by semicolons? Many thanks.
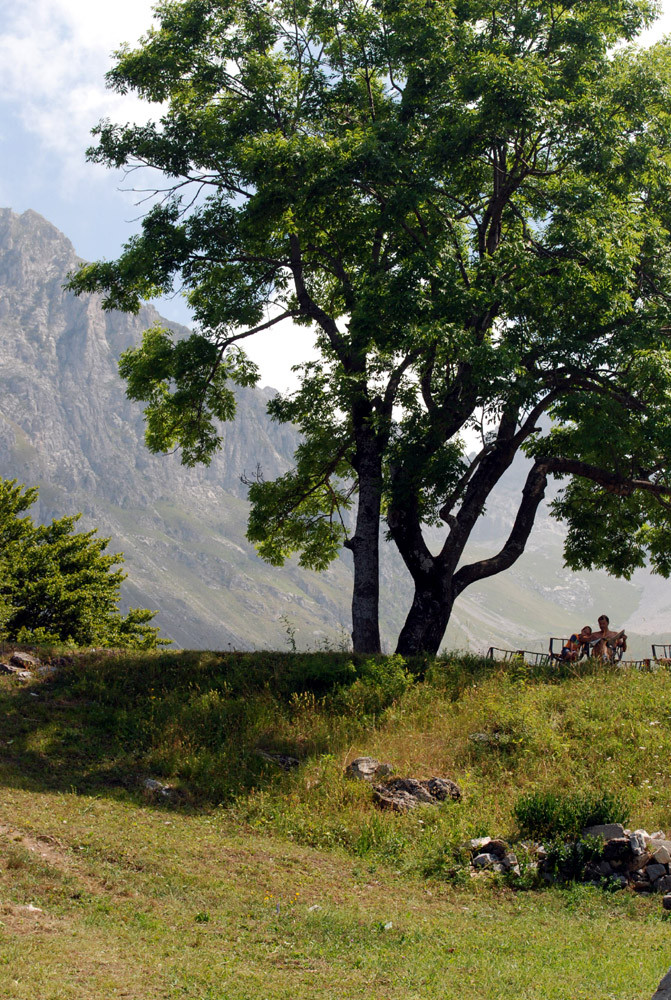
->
335;654;414;715
543;836;606;884
0;478;168;649
514;791;629;841
66;0;671;654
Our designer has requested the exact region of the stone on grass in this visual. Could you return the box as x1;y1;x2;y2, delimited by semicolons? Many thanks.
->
472;853;499;869
10;652;40;669
143;778;181;804
630;832;648;855
424;777;462;801
485;839;509;859
372;776;462;813
466;837;492;853
345;757;393;782
656;875;671;894
0;662;31;678
646;863;667;883
653;845;671;865
36;664;58;678
500;853;519;872
663;896;671;911
255;749;300;770
582;823;625;841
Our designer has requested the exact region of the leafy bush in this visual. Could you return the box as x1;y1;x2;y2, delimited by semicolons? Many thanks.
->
543;836;605;882
335;654;414;715
514;790;628;841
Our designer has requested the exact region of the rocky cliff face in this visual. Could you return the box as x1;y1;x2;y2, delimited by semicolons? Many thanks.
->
0;208;667;654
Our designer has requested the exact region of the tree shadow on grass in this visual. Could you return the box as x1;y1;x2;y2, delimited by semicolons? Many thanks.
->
0;649;369;809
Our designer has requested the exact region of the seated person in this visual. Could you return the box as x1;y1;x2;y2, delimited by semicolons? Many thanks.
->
559;626;593;661
591;614;627;660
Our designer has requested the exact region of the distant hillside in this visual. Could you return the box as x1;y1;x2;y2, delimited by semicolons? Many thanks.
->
0;207;668;655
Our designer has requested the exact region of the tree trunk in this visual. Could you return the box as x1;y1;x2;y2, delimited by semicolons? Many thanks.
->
395;579;454;656
348;442;383;654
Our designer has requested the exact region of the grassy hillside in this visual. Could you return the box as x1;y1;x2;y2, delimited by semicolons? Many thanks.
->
2;648;671;998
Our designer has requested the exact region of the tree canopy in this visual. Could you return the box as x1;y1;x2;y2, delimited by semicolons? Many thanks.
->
69;0;671;654
0;479;167;649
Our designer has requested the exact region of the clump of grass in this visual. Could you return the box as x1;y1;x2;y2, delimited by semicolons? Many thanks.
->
513;790;629;841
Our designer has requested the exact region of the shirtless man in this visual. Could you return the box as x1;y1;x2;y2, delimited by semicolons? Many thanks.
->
592;614;627;660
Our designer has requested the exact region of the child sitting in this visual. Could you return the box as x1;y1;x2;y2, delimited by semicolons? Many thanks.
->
560;626;593;661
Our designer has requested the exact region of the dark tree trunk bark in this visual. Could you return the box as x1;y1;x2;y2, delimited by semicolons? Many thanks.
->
395;581;454;656
394;460;552;656
348;437;383;654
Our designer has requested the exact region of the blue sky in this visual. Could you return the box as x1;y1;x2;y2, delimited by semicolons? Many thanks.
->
1;0;671;389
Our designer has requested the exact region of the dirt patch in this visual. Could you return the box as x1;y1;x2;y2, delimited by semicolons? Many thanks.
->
0;901;59;935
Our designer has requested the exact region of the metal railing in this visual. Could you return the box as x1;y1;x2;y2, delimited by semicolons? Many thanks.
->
486;647;551;667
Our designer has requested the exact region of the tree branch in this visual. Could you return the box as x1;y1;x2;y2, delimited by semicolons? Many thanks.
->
451;459;550;596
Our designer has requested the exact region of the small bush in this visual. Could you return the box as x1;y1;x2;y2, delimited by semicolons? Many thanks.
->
334;654;414;716
544;836;605;882
514;790;628;841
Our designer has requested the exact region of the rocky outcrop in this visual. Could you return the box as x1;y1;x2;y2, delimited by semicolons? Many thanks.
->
345;757;393;782
372;776;462;813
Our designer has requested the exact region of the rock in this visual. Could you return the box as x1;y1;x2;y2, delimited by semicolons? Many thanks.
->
652;966;671;999
372;776;461;813
598;861;613;876
602;838;632;862
630;831;648;855
582;823;625;841
10;652;40;669
255;750;300;770
36;664;58;678
466;837;492;853
345;757;393;782
610;875;627;890
650;831;667;842
663;896;671;911
653;846;671;865
486;839;509;859
649;840;671;857
501;853;519;871
424;777;462;801
372;787;417;813
307;904;322;912
633;882;653;893
627;852;653;873
646;863;667;883
0;662;31;677
656;875;671;894
143;778;180;803
472;852;499;869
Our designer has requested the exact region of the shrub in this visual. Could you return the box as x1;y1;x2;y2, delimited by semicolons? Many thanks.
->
514;790;628;841
335;654;414;715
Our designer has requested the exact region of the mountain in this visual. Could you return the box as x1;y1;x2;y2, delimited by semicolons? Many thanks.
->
0;207;668;656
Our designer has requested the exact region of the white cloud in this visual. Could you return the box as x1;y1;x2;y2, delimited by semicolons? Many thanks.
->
0;0;158;195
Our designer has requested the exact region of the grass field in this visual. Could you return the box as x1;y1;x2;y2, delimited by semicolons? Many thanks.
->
1;648;671;999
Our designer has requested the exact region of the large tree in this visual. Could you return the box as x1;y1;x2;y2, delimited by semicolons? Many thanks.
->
70;0;671;654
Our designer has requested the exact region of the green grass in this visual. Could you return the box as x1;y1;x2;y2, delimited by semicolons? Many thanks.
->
2;648;671;998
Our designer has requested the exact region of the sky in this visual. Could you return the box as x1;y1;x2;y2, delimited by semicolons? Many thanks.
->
1;0;671;391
